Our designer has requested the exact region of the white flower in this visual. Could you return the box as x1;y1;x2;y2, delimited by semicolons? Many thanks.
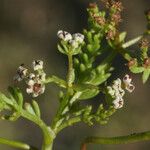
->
107;74;135;109
113;78;121;86
26;79;35;86
26;71;46;97
57;30;72;41
37;72;46;82
72;33;84;43
68;40;79;49
113;98;124;109
123;74;135;93
32;60;43;71
112;78;125;97
14;64;28;81
107;78;125;109
26;82;45;97
123;74;132;85
29;73;35;78
125;84;135;93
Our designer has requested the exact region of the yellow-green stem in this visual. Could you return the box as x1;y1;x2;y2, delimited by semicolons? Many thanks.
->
67;53;73;88
0;137;30;150
81;131;150;150
21;110;55;150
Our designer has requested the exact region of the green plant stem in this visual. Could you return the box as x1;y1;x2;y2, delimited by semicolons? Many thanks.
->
0;137;30;150
51;52;74;130
56;116;81;133
81;131;150;150
44;75;67;88
67;53;74;88
21;110;55;150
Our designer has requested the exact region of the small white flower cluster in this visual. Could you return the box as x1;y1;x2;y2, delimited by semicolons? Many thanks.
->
14;60;46;97
107;74;135;109
57;30;84;49
14;64;28;82
123;74;135;93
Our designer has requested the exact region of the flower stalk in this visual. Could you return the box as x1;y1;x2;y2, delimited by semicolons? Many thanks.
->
81;131;150;150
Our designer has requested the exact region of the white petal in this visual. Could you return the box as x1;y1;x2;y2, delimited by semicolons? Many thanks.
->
57;30;72;41
32;60;43;71
27;79;35;86
29;73;35;79
40;85;45;94
125;84;135;93
73;33;84;43
32;93;39;97
69;40;79;48
123;74;132;85
113;98;124;109
26;87;33;94
113;78;121;86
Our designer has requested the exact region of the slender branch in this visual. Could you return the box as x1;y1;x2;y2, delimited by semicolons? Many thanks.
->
21;110;55;150
81;131;150;150
56;116;81;133
67;53;74;87
51;52;74;131
0;137;30;150
44;75;67;88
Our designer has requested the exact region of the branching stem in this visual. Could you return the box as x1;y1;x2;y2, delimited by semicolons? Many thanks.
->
21;110;55;150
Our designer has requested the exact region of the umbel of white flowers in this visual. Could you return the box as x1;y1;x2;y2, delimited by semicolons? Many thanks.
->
57;30;84;49
107;74;135;109
14;60;46;97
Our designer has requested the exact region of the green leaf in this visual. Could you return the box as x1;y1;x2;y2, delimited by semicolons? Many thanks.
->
8;87;23;107
89;73;111;85
142;69;150;83
79;89;99;100
119;32;127;43
83;106;93;125
32;100;41;118
73;83;98;92
87;44;93;53
80;64;86;72
57;44;67;55
24;103;36;115
72;47;82;55
85;30;93;43
82;53;89;64
129;66;144;73
0;92;13;106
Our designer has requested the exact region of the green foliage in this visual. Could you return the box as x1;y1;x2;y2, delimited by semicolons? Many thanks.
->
0;1;149;150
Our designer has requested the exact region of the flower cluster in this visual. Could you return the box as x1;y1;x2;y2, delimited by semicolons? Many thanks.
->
14;60;46;97
57;30;84;49
107;74;135;109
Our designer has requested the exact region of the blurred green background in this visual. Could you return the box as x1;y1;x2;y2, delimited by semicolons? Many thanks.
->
0;0;150;149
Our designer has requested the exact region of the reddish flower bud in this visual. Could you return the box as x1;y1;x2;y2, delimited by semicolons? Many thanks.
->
143;58;150;68
127;59;137;68
89;3;97;9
